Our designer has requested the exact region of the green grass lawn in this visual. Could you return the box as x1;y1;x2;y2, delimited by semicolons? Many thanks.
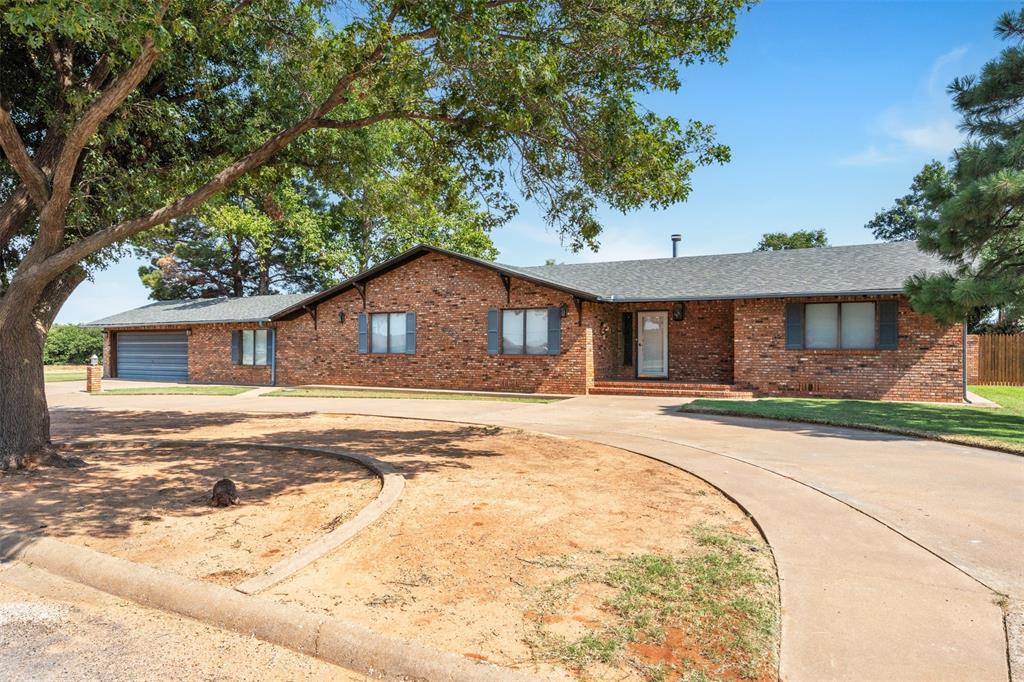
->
44;365;87;382
101;385;254;396
524;526;778;681
681;385;1024;454
263;387;561;403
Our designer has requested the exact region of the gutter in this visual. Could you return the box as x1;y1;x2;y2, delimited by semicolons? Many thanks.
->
87;317;274;329
593;288;908;304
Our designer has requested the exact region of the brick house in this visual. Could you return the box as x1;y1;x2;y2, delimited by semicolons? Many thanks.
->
91;241;965;401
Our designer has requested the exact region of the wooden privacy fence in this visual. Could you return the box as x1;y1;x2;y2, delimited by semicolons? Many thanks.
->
975;334;1024;385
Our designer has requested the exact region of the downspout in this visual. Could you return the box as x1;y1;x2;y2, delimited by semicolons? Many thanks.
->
962;320;968;403
270;325;277;387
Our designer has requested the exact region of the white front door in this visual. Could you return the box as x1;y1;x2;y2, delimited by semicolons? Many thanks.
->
637;311;668;378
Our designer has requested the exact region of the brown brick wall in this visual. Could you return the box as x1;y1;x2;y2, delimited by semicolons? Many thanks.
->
733;295;963;402
591;300;734;383
274;251;591;394
100;255;963;402
189;323;273;386
967;334;980;384
103;323;274;385
102;331;113;378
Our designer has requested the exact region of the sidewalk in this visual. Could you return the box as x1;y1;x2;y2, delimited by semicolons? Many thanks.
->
46;381;1018;680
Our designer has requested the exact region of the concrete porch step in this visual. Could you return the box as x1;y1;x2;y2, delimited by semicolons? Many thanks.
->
589;381;755;399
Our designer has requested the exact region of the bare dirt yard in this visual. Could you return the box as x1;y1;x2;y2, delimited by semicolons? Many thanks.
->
1;438;379;586
10;410;779;682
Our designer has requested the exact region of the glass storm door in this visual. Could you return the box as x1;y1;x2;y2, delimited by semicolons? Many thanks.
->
637;311;668;378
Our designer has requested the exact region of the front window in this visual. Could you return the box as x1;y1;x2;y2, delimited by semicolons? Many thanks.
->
240;329;269;366
370;312;407;353
805;302;876;349
502;308;548;355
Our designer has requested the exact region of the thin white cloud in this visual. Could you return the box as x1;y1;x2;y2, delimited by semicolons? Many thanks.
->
888;119;964;155
837;45;968;167
927;46;967;95
837;145;901;168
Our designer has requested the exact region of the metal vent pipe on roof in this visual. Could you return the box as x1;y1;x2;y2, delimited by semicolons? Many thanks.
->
671;234;682;258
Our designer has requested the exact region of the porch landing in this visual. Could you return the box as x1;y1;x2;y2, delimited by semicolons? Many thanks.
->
589;380;755;399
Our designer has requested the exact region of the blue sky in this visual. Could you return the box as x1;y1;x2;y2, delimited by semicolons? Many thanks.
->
57;0;1015;323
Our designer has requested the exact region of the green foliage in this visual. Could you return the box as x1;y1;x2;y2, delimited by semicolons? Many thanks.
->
136;176;340;299
871;9;1024;325
524;529;778;681
134;111;504;299
754;229;828;251
2;0;755;305
866;161;951;242
43;324;103;365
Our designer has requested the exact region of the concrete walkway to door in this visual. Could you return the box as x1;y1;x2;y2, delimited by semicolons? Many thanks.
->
46;381;1023;681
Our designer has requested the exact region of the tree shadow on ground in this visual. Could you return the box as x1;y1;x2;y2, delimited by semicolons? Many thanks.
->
1;441;372;540
52;409;510;478
4;409;514;541
50;408;310;439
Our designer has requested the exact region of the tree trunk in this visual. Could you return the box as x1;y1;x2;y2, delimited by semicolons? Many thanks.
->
0;269;85;469
258;252;271;296
231;237;244;297
0;306;51;469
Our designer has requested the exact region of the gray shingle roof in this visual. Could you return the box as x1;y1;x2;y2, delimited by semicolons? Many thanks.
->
503;240;945;301
93;241;946;327
89;293;309;328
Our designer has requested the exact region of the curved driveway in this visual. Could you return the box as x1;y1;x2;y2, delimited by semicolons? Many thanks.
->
48;383;1023;681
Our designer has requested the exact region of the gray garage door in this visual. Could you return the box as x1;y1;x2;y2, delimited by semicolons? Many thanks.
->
115;331;188;381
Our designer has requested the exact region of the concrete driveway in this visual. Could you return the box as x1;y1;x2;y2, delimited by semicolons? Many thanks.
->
44;381;1024;681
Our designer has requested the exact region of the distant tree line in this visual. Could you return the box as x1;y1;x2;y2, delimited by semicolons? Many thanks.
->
43;325;103;365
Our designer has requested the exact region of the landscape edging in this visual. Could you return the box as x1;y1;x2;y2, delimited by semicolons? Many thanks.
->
225;442;405;595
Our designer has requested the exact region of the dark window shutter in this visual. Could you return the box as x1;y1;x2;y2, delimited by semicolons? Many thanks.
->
357;313;368;354
487;309;500;355
785;303;804;349
231;330;239;364
406;312;417;354
622;312;634;366
267;328;276;363
547;307;561;355
878;300;898;349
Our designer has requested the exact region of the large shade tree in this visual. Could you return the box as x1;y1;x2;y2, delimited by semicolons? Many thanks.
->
137;119;506;299
870;9;1024;327
0;0;750;469
137;171;345;299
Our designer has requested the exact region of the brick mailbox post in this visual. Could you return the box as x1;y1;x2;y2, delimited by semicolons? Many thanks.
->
86;354;102;393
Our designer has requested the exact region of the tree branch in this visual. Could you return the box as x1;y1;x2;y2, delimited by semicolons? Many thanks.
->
32;267;87;333
0;102;50;207
48;33;163;209
83;54;111;93
0;188;34;249
314;109;467;129
16;1;507;288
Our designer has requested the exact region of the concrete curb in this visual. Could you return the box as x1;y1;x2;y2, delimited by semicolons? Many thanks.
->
0;530;537;682
230;442;405;595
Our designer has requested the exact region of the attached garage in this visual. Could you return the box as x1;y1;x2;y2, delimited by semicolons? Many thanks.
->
114;331;188;381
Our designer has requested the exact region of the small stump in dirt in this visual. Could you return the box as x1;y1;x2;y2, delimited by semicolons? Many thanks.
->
210;478;239;507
